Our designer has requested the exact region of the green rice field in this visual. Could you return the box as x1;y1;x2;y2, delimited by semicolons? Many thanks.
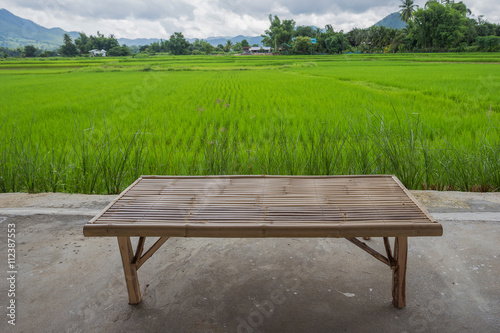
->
1;53;499;193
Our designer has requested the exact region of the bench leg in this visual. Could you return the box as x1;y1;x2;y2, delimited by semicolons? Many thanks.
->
392;236;407;308
117;237;142;304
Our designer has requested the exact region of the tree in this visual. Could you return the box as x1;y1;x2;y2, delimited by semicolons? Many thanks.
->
241;39;250;47
346;28;368;48
86;31;119;51
224;40;232;52
23;45;37;57
261;14;295;52
232;42;242;52
324;32;349;54
168;32;190;55
148;41;162;53
203;43;213;55
293;36;312;54
295;25;315;37
108;45;131;56
73;31;121;55
399;0;417;23
75;32;90;53
476;36;500;50
60;33;78;57
407;1;472;49
39;50;57;57
189;39;213;55
0;47;22;58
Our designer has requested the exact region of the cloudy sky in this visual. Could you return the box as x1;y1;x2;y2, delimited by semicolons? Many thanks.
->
3;0;500;39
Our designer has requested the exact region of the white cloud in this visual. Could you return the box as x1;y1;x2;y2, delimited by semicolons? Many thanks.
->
2;0;499;39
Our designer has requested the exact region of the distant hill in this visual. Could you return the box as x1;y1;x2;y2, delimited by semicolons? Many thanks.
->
1;8;409;50
119;35;264;47
200;35;263;47
373;12;406;29
0;8;79;49
0;8;263;50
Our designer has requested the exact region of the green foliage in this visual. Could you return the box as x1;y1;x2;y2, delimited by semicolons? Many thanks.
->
0;46;21;57
295;26;316;38
232;42;242;52
38;50;57;57
168;32;190;55
108;45;132;56
293;36;312;54
262;14;295;52
346;26;404;53
475;20;500;37
476;36;500;51
407;1;471;49
59;33;78;57
74;32;90;53
23;45;38;57
190;39;213;55
346;2;500;53
241;39;250;47
224;40;232;52
324;31;349;54
74;32;120;55
399;0;417;23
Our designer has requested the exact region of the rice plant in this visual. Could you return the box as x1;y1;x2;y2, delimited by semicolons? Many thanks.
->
0;53;499;193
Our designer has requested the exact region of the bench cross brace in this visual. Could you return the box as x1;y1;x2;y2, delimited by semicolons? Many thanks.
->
117;236;169;304
345;237;407;308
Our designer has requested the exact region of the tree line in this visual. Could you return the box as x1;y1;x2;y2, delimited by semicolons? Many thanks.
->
5;31;256;58
60;32;132;56
261;1;500;54
140;34;254;55
59;31;257;57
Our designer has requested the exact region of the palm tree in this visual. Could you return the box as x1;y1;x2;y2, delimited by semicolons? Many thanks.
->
399;0;417;23
224;40;232;52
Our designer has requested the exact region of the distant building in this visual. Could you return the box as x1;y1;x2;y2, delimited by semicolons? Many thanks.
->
242;46;272;55
89;49;107;57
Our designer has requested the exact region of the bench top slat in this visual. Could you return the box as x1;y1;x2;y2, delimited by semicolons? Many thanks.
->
83;175;442;238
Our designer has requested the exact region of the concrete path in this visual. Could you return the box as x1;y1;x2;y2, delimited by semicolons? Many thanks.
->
0;191;499;333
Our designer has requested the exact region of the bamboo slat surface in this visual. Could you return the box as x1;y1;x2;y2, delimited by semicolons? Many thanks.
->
83;175;443;238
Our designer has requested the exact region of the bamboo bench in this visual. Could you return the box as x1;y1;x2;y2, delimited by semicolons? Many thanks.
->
83;175;443;308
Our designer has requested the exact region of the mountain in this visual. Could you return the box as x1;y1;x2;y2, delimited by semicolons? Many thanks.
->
0;8;263;49
117;35;263;47
116;38;163;47
0;8;79;49
373;12;406;29
197;35;263;47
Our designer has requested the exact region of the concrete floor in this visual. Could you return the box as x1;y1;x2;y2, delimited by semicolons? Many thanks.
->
0;191;499;333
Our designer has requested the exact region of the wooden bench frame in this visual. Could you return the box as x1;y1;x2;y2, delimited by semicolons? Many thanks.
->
84;175;442;309
115;235;408;307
